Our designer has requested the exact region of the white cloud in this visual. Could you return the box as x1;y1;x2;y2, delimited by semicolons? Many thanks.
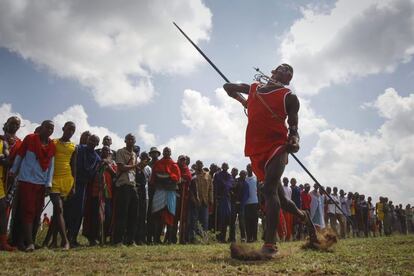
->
299;98;328;136
136;124;158;148
52;105;125;148
0;104;39;138
280;0;414;95
0;0;211;107
163;88;247;166
289;88;414;205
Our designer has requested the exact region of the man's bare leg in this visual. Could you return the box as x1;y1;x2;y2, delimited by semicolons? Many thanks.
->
262;153;287;254
263;152;318;251
50;194;70;250
277;178;318;243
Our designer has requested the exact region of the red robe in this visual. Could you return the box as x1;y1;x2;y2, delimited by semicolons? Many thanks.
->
245;82;291;181
151;157;181;225
150;158;181;184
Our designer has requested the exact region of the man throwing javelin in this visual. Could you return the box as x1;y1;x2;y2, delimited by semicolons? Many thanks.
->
223;64;317;257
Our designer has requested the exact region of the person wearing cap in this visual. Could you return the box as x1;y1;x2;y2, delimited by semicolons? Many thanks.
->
135;152;151;245
146;146;160;244
224;64;317;257
148;147;161;168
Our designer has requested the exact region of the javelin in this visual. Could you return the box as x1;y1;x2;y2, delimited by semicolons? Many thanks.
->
173;22;353;226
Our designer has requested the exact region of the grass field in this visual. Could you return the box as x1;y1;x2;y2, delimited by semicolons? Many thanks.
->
1;235;413;275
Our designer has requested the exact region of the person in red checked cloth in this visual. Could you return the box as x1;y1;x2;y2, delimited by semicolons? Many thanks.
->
223;64;317;257
150;147;181;244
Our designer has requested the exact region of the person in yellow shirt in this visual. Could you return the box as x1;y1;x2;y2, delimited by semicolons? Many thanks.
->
376;197;384;236
0;137;16;251
49;121;76;250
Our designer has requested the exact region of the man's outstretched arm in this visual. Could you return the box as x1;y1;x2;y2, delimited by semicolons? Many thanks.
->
223;83;249;107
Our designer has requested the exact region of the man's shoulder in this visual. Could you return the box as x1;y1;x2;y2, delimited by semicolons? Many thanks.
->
117;147;135;156
22;133;36;143
116;147;127;154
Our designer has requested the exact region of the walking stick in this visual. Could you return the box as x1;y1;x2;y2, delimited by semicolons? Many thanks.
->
98;165;106;245
173;22;353;226
178;181;186;244
214;186;218;233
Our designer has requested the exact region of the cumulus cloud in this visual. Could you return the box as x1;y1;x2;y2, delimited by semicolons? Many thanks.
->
163;88;247;166
299;98;328;136
292;88;414;204
0;0;211;107
280;0;414;95
52;105;124;148
0;104;39;138
136;124;158;148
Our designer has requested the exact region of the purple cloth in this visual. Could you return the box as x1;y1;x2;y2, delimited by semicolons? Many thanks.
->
214;171;233;219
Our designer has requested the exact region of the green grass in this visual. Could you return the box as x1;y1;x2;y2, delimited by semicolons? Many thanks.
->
1;235;413;275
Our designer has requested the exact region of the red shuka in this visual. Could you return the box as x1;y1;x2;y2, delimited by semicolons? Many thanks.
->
17;134;56;171
245;82;291;181
301;192;312;210
150;157;181;184
245;82;291;157
8;136;22;162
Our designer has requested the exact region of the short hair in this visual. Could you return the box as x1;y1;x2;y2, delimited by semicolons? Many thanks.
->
3;116;21;133
41;120;54;126
63;121;75;128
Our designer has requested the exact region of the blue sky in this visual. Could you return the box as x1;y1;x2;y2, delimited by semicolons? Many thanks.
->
1;0;413;204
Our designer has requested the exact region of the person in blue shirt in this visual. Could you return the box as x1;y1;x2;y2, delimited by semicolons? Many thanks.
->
245;164;259;242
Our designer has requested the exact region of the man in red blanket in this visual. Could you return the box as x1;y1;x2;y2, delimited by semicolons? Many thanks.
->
223;64;316;257
150;147;181;244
